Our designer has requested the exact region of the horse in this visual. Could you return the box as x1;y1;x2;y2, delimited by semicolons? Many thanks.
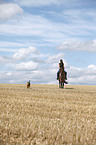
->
27;80;31;89
58;68;65;88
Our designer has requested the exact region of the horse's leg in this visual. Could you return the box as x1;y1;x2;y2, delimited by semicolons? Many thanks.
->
62;83;64;88
59;80;60;88
60;82;62;88
59;81;62;88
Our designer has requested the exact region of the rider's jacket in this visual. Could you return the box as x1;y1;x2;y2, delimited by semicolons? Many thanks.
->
59;63;64;69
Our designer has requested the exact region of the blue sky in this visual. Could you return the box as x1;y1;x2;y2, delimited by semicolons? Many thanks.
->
0;0;96;85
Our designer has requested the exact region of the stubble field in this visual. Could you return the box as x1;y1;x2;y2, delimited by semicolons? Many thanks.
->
0;84;96;145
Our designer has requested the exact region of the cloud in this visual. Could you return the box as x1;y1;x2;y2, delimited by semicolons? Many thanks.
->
15;61;39;71
69;75;96;85
12;0;83;7
0;14;49;36
46;53;65;63
13;46;39;60
0;56;12;63
88;64;96;70
0;3;23;21
0;41;26;48
0;47;17;52
0;13;66;42
57;40;96;52
68;65;96;78
87;65;96;75
46;53;68;71
13;0;60;7
68;64;96;85
0;46;40;66
0;69;57;84
0;7;96;46
62;9;96;22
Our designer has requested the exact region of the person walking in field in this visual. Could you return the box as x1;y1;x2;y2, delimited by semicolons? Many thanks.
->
57;59;68;84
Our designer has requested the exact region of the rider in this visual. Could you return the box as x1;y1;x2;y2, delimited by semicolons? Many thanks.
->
57;59;68;83
57;59;64;79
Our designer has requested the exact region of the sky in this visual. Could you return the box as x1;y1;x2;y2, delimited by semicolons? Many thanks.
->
0;0;96;85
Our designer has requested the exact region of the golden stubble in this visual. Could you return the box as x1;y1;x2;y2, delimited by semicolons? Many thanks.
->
0;84;96;145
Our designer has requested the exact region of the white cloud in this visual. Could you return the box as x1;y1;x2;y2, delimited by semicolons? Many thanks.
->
0;3;23;21
0;7;96;46
0;47;17;52
0;56;12;63
0;41;26;48
46;53;65;63
46;53;68;71
13;46;39;60
0;69;57;84
15;61;39;71
68;64;96;85
49;63;58;69
87;64;96;70
0;14;66;42
12;0;82;7
69;75;96;85
13;0;59;7
86;65;96;75
57;40;96;52
62;9;96;22
0;46;40;65
68;65;96;78
6;72;12;76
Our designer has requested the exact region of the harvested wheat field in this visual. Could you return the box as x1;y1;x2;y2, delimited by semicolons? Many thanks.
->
0;84;96;145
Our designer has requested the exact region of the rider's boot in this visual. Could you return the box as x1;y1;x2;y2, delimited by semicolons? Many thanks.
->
64;81;68;84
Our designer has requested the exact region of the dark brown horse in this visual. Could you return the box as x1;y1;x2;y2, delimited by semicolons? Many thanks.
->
58;68;65;88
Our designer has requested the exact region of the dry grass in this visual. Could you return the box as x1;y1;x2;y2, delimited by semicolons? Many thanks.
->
0;84;96;145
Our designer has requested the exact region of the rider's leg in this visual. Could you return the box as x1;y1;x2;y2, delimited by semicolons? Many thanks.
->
57;69;60;79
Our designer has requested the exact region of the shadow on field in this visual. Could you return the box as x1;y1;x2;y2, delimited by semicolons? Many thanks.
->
65;88;74;89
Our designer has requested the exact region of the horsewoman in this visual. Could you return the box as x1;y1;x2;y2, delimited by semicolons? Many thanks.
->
57;59;68;84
